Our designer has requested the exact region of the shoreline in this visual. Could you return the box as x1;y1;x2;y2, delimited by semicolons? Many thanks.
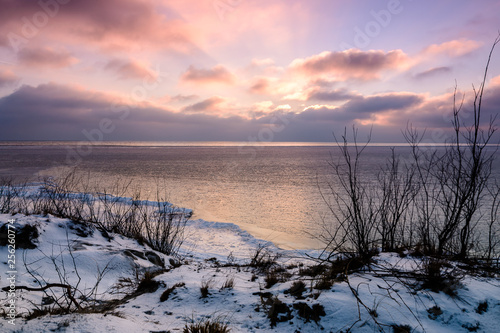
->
190;209;325;251
229;220;325;251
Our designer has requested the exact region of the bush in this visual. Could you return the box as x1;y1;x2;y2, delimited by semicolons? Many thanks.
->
284;280;306;299
392;324;412;333
261;295;293;328
0;223;39;249
476;301;488;314
220;277;234;290
264;267;291;289
136;271;161;294
183;318;230;333
293;302;325;323
200;279;214;298
421;258;462;296
249;244;280;272
427;306;443;320
299;264;325;277
314;276;333;290
160;282;185;302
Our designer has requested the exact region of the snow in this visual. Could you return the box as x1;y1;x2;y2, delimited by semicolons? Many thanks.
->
1;197;500;332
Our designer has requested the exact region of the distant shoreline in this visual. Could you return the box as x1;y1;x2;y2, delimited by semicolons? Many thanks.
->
0;140;465;147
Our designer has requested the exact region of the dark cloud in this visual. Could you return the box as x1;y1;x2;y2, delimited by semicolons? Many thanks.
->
17;47;78;68
104;58;155;80
306;88;358;102
290;49;409;80
306;78;338;88
0;83;255;141
342;93;424;114
415;66;452;80
296;93;425;127
180;65;234;84
0;82;497;143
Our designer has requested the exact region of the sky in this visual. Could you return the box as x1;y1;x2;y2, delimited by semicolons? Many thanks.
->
0;0;499;143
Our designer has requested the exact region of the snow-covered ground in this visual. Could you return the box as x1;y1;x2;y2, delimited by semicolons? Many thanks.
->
1;209;500;332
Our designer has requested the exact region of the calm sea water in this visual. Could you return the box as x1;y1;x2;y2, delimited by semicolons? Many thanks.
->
1;141;498;249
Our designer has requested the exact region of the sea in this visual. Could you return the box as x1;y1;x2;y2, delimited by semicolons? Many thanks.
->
1;141;498;249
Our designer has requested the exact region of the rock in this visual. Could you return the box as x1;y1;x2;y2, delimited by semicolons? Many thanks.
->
145;251;164;267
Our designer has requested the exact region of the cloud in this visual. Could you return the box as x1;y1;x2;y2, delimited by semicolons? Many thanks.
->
0;83;118;115
297;105;347;122
307;78;338;88
284;87;357;102
104;58;157;80
182;96;226;113
422;39;482;58
490;75;500;87
17;47;79;68
180;65;235;84
0;81;496;143
0;35;8;47
306;88;358;102
160;94;199;104
250;58;275;68
0;82;263;141
248;76;301;97
414;66;452;80
249;77;271;94
0;69;19;87
342;93;424;114
290;49;409;80
296;92;425;126
0;0;196;53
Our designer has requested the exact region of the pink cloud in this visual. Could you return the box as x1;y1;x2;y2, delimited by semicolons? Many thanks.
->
249;77;271;94
290;49;409;80
180;65;235;84
490;75;500;86
0;69;19;87
422;39;482;58
17;47;78;68
104;58;157;80
182;96;226;113
159;94;199;104
0;0;196;53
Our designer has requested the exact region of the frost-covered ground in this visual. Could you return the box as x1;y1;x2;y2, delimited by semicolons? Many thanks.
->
1;210;500;332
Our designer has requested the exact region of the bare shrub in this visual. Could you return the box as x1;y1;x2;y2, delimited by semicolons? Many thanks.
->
17;234;113;315
249;243;280;271
284;280;306;299
420;258;463;296
293;302;326;323
183;317;231;333
322;127;379;259
136;271;161;294
264;266;291;289
260;295;293;328
200;279;214;298
377;148;418;251
160;282;185;302
220;276;235;290
319;34;500;261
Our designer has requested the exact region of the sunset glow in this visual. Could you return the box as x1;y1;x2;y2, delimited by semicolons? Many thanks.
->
0;0;499;142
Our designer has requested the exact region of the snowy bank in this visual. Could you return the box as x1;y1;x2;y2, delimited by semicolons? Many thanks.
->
1;211;499;332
